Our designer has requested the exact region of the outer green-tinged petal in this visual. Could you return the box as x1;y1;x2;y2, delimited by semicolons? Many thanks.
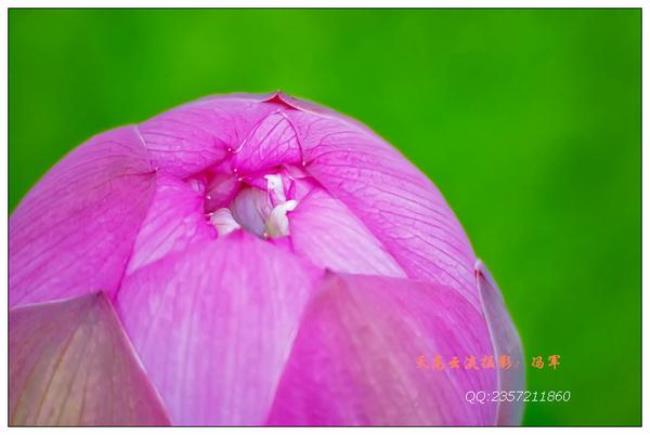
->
9;292;170;426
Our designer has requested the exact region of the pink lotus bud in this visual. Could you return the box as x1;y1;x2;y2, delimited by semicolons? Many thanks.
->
9;92;524;426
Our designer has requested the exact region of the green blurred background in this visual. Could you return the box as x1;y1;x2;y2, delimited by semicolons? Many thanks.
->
9;9;640;426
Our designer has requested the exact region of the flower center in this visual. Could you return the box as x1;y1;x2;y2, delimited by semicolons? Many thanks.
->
207;172;298;239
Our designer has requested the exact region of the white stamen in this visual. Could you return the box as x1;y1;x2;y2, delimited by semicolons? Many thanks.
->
210;208;241;236
265;199;298;238
212;173;298;239
264;173;287;204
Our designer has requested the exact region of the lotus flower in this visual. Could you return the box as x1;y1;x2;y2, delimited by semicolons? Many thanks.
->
9;92;524;426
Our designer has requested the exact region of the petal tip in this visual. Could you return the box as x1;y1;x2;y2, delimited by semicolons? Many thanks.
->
262;92;300;111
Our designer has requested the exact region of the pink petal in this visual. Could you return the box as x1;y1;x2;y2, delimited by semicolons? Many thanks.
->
115;231;321;425
475;260;525;425
138;94;280;177
289;187;405;277
293;109;479;308
266;273;497;426
125;174;216;275
231;109;304;172
9;292;170;426
9;127;156;308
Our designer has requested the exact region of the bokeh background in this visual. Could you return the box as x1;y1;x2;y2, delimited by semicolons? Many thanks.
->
9;9;641;426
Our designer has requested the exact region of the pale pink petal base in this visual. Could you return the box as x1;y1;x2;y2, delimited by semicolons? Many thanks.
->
266;273;497;426
9;292;170;426
116;231;321;425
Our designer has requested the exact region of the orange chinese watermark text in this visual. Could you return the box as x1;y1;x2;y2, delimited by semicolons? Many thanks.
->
416;354;561;371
